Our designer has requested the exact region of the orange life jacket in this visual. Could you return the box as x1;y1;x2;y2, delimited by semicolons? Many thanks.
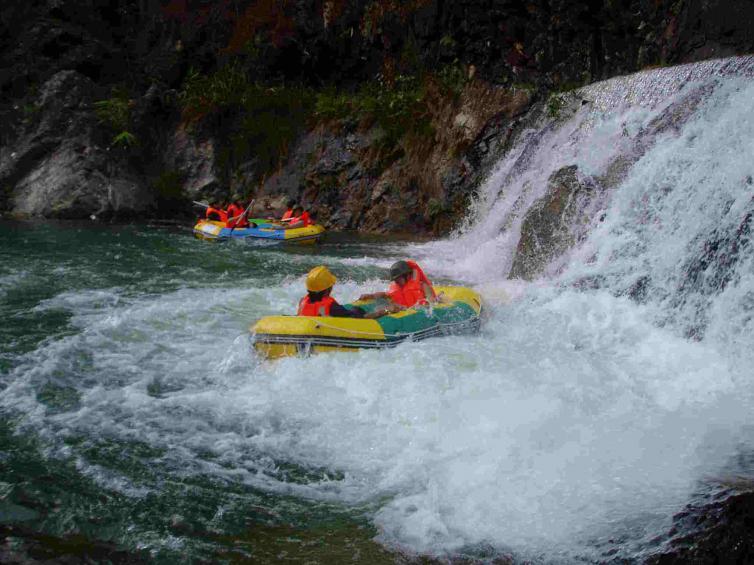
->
282;209;294;221
387;260;436;308
297;295;335;316
226;204;242;228
291;211;312;227
206;207;228;223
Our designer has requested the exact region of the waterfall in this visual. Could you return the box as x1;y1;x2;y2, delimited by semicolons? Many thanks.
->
398;55;754;560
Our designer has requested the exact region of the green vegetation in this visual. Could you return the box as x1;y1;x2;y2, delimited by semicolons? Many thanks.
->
21;102;41;125
427;197;446;219
152;170;183;204
437;63;467;98
93;88;137;148
179;60;469;177
314;73;441;148
180;63;315;175
179;63;255;123
546;93;566;118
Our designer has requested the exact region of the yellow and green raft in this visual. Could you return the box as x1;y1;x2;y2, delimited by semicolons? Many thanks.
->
251;286;482;359
193;219;325;244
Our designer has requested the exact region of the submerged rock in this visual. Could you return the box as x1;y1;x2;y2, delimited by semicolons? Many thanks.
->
646;490;754;564
509;165;603;280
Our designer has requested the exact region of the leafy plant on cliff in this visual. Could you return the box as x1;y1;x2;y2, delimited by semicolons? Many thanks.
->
314;74;432;149
94;88;137;148
546;93;566;118
152;170;183;205
179;62;315;176
179;63;252;123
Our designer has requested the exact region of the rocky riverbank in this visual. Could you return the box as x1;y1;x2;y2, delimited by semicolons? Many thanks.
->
1;0;753;233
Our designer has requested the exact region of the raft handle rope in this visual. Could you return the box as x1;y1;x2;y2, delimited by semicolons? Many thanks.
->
309;314;479;339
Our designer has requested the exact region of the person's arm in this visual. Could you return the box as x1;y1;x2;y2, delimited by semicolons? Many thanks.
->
358;291;391;301
329;303;366;318
363;302;402;318
422;282;437;303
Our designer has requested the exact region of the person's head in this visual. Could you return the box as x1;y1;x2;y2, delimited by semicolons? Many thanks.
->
306;265;336;295
389;260;413;287
293;205;304;216
286;199;296;209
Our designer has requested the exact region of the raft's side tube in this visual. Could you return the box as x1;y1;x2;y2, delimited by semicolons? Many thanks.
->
252;315;388;359
193;220;325;242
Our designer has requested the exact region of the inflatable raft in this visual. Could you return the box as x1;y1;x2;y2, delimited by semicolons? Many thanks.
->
193;219;325;243
251;286;482;359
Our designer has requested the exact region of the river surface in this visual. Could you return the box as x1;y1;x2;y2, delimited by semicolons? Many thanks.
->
1;212;751;564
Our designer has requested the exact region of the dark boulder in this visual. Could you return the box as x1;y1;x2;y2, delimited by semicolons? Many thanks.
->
0;70;153;219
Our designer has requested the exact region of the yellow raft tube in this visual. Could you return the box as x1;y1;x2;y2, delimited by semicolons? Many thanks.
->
251;286;482;359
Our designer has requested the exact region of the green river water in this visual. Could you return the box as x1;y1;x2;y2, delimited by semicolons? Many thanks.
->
0;220;436;563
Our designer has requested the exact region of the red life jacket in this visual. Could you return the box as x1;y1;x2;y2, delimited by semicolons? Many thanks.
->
291;211;312;227
297;295;335;316
282;209;294;221
206;207;228;222
226;204;242;228
387;260;436;308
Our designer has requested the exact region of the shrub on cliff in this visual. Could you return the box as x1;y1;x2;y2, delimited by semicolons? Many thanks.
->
93;88;137;148
314;73;433;148
179;62;315;175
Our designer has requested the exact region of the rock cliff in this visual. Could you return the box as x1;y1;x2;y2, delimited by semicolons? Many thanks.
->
1;0;753;231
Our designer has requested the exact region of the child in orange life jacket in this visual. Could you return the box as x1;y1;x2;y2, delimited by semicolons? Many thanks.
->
281;199;296;221
267;199;296;223
358;260;437;309
298;266;394;318
285;206;312;229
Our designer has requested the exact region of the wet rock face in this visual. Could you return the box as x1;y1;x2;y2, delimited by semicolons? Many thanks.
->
509;165;603;280
0;71;153;219
646;490;754;564
2;0;753;227
164;126;221;202
250;83;533;234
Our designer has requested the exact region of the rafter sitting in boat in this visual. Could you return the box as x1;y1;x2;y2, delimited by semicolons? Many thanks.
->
358;260;437;309
298;266;396;319
285;206;314;229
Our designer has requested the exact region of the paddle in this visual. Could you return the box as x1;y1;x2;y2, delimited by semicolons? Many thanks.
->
192;200;209;208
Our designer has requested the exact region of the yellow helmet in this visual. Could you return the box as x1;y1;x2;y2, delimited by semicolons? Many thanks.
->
306;266;337;292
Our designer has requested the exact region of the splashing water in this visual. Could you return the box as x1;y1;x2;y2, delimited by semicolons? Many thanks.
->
1;57;754;563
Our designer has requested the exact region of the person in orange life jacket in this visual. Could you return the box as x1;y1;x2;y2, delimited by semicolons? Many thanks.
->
286;206;312;228
281;199;296;221
267;199;296;223
358;260;437;309
226;200;252;228
206;202;228;223
225;201;243;228
298;266;394;318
